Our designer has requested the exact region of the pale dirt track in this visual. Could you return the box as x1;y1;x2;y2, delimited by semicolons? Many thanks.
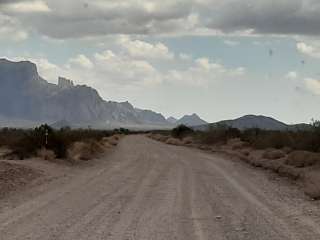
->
1;135;320;240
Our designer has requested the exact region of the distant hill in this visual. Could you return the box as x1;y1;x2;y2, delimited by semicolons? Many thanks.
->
176;114;207;127
195;115;311;131
167;117;178;124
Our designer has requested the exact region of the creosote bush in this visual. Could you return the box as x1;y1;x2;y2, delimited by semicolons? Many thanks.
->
171;125;194;139
0;125;114;159
158;120;320;153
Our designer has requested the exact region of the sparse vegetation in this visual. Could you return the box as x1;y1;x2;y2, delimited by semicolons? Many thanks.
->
0;125;118;160
148;120;320;199
171;125;194;139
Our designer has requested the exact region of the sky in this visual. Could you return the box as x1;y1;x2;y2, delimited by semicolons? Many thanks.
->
1;0;320;124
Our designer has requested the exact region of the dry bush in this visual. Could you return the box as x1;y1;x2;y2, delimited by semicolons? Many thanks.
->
303;170;320;199
286;151;320;168
103;136;119;146
261;159;284;172
151;134;169;142
199;127;241;145
102;140;113;149
159;135;169;142
198;145;212;151
262;149;286;160
150;134;163;141
277;165;302;180
36;148;56;161
67;140;105;161
227;138;248;150
240;148;251;156
171;125;194;139
282;147;292;154
67;142;91;161
182;136;193;145
166;138;182;146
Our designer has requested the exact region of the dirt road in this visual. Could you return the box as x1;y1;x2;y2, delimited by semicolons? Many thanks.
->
1;136;320;240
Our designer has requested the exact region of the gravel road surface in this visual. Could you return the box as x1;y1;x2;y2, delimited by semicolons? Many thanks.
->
1;135;320;240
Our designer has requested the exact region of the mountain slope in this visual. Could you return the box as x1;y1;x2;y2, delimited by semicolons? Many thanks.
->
167;117;178;124
176;114;207;127
196;115;310;131
0;59;170;128
217;115;288;130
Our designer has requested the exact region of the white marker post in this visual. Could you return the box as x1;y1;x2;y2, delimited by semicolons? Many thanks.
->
45;129;49;148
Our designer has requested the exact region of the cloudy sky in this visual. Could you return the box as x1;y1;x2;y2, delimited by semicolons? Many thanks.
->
1;0;320;123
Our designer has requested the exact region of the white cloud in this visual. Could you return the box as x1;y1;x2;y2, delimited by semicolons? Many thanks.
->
224;40;239;46
179;53;192;61
4;0;51;13
305;78;320;95
68;54;94;69
4;41;246;96
297;42;320;58
93;50;162;86
0;14;28;41
166;57;246;86
117;36;174;60
286;71;298;80
4;0;320;39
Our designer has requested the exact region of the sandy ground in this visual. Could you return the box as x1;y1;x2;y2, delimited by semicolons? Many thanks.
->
1;135;320;239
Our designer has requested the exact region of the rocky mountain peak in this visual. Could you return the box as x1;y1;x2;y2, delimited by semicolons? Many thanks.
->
58;77;74;89
0;59;39;85
176;113;208;126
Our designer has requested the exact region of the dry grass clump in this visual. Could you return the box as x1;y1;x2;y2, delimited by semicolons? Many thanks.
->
303;170;320;199
36;148;56;161
158;135;169;142
103;135;119;146
165;138;183;146
149;134;169;143
227;138;248;150
262;149;286;160
285;151;320;168
240;148;251;156
150;134;162;141
67;140;106;161
261;159;284;172
182;136;193;145
277;165;302;180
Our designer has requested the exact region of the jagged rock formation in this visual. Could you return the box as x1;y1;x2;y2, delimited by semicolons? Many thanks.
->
0;59;170;128
58;77;74;89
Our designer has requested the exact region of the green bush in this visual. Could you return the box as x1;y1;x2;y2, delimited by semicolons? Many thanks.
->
171;125;194;139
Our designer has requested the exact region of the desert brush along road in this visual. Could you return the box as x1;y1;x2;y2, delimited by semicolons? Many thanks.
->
1;136;320;240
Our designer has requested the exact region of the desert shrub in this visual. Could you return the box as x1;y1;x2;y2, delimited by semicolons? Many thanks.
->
241;129;294;149
262;149;286;160
182;136;193;145
0;125;113;159
171;125;194;139
285;151;320;168
114;128;130;135
304;170;320;199
36;148;56;161
166;138;183;145
199;125;241;145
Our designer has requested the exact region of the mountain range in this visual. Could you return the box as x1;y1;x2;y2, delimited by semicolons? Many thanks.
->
0;59;310;131
195;115;311;131
0;59;206;129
